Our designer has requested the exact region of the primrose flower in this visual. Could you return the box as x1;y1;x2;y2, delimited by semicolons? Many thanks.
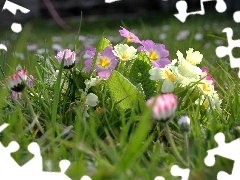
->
119;26;141;43
113;44;137;61
196;93;222;112
84;47;97;73
149;60;179;93
95;46;118;73
85;46;118;78
149;66;177;93
176;50;202;80
7;69;27;92
186;48;203;66
55;49;76;69
197;79;215;96
146;93;178;122
138;40;171;68
201;67;216;89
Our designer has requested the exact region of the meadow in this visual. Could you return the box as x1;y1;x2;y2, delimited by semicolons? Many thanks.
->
0;10;240;179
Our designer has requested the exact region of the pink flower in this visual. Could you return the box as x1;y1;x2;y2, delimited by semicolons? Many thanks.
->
8;74;34;100
201;67;208;73
84;47;97;73
138;40;171;68
55;49;76;69
201;67;216;89
84;46;118;79
146;93;177;122
7;69;27;92
119;26;141;44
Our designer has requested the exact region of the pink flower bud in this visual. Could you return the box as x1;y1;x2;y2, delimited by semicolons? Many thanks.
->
7;69;27;92
146;93;178;122
55;49;76;69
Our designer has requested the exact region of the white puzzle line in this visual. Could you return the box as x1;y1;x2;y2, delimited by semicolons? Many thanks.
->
174;0;227;22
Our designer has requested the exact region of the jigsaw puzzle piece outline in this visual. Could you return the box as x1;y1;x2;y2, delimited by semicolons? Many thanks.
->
171;165;190;180
216;27;240;78
21;142;43;174
174;0;227;22
204;132;240;179
233;11;240;23
0;141;21;174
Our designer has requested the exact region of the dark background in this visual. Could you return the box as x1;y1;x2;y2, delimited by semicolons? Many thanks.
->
1;0;240;27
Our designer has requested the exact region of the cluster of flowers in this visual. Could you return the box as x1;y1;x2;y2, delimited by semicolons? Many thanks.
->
149;48;221;112
5;26;221;116
83;27;170;79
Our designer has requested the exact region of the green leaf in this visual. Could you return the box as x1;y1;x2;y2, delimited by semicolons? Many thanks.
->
128;51;157;99
98;37;111;52
107;70;145;112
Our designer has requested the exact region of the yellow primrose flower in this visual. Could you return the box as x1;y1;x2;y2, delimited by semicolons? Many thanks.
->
177;50;202;80
186;48;203;66
196;93;222;112
197;80;215;96
112;44;137;61
149;66;177;93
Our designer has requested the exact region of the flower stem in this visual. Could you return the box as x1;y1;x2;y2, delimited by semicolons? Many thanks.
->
117;61;125;73
164;122;188;167
23;90;45;134
184;132;190;168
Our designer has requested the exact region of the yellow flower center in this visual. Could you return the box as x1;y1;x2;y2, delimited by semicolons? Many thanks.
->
98;57;110;68
187;58;195;65
126;35;133;43
149;50;159;61
202;83;212;93
120;53;129;60
164;69;175;82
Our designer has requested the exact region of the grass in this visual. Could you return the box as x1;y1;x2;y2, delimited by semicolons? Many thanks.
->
0;10;240;179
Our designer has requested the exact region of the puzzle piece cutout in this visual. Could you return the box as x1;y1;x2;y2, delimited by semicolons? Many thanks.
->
2;0;30;33
233;11;240;23
215;27;240;78
204;132;240;179
171;165;190;180
154;165;190;180
0;123;92;180
174;0;227;22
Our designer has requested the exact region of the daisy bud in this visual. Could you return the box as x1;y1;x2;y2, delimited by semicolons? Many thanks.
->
146;93;178;122
7;69;27;92
178;116;191;133
55;49;76;69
